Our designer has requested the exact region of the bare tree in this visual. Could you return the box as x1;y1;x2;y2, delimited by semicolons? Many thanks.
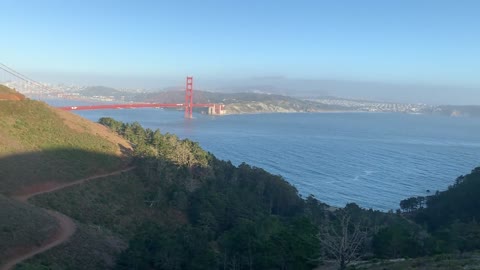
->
318;211;367;270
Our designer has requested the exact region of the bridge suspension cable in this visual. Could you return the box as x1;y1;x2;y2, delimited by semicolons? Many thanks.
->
0;62;55;93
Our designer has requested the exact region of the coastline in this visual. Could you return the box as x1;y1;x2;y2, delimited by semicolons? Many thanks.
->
220;110;426;116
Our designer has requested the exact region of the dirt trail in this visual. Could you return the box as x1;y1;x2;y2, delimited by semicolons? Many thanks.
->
1;166;136;270
13;167;136;202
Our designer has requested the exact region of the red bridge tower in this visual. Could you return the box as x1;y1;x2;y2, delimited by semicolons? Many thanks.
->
185;76;193;119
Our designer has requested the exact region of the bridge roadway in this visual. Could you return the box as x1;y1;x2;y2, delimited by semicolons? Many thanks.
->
57;103;216;111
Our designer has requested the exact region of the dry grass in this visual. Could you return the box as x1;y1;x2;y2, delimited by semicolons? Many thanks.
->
0;85;25;100
52;108;131;156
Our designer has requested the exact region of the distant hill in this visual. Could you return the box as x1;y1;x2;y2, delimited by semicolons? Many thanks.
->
132;90;443;115
79;86;134;98
134;90;307;104
133;90;347;113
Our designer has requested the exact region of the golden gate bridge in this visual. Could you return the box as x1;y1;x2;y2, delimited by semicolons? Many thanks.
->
0;63;224;118
56;77;225;119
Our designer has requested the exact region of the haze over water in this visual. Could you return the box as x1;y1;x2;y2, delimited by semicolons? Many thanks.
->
73;108;480;211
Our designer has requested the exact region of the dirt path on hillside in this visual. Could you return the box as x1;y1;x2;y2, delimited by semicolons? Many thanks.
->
13;167;136;202
1;166;136;270
0;210;76;270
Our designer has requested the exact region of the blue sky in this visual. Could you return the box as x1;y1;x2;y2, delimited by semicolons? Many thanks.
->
1;0;479;102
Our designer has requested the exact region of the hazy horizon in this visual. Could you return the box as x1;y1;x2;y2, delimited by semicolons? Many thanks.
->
11;71;475;105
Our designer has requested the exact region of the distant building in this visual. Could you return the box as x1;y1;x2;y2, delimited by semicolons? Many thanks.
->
208;104;226;115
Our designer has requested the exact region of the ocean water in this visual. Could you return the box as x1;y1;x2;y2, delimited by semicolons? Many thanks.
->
67;107;480;211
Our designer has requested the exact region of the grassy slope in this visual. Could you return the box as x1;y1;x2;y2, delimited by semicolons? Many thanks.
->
0;195;58;266
30;170;186;234
15;223;126;270
29;172;169;238
0;86;132;266
0;85;10;92
0;85;20;94
0;97;131;194
17;171;182;269
0;85;25;101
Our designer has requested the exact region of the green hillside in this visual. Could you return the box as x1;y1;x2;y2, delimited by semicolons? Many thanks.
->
0;87;131;194
17;118;322;269
16;118;404;270
0;86;132;267
0;194;58;266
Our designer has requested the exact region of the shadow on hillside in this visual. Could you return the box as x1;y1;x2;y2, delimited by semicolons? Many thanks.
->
118;143;132;157
0;147;129;195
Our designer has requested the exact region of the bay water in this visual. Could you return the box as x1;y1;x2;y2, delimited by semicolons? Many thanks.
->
65;106;480;211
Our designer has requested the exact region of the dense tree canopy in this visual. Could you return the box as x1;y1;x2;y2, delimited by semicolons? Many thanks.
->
100;118;321;269
99;117;480;268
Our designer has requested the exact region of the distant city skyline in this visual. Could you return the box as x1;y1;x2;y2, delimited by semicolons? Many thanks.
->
1;0;479;104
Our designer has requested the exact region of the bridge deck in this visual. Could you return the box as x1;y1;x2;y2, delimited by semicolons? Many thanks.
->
57;103;216;111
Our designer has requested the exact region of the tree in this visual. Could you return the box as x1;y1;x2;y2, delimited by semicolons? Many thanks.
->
400;196;425;212
372;224;424;258
98;117;122;132
318;211;367;270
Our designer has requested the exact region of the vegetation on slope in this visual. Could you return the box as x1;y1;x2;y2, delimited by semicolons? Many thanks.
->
420;168;480;229
25;118;322;269
0;195;58;266
400;167;480;254
0;86;131;194
16;223;126;270
358;167;480;269
23;118;414;270
0;85;17;94
0;84;25;100
0;86;132;268
30;172;162;238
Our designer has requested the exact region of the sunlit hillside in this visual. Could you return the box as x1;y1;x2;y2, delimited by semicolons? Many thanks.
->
0;85;132;194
